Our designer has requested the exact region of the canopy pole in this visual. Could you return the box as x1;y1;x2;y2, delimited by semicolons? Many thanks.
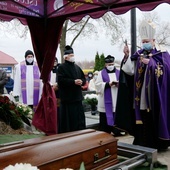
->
44;0;48;28
130;8;137;55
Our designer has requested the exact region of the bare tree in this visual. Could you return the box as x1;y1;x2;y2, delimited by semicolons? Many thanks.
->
59;12;127;63
96;12;126;45
138;12;170;48
1;11;170;63
59;16;94;63
0;19;28;39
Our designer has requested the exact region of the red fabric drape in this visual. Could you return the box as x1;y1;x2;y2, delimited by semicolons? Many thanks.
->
26;17;65;135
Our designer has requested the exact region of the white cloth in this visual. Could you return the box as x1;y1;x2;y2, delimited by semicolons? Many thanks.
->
121;57;135;76
13;62;43;105
139;65;152;110
95;70;118;113
88;79;97;91
50;71;57;86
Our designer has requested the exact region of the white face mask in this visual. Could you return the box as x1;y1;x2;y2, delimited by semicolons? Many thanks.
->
54;61;57;66
106;65;114;71
68;57;75;63
93;75;98;80
26;57;34;64
88;74;93;78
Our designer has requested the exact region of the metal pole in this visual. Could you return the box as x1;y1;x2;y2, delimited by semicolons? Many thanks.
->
104;153;146;170
131;8;137;55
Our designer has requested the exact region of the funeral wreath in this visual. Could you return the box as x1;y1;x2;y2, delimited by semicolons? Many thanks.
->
0;95;34;130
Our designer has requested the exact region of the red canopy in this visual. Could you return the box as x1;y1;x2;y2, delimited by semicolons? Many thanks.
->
0;0;169;135
0;0;170;22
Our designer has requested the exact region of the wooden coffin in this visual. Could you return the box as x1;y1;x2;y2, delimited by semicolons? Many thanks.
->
0;129;118;170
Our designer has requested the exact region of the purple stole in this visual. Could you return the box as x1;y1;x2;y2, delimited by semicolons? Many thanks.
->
101;68;119;126
134;53;146;124
20;62;40;111
134;49;161;124
133;49;170;139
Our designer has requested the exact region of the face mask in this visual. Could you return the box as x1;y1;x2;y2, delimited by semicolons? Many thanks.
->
93;75;98;80
106;65;114;71
88;74;92;78
142;43;153;51
68;57;75;63
26;57;34;64
54;61;57;66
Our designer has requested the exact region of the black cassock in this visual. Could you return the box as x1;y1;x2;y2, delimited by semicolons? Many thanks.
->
115;60;135;136
58;60;86;133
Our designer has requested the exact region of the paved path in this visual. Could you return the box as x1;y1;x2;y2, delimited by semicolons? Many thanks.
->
85;111;99;126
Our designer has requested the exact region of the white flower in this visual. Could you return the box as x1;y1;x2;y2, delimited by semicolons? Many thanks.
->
15;102;34;119
84;93;98;100
84;93;98;105
3;163;39;170
9;91;13;96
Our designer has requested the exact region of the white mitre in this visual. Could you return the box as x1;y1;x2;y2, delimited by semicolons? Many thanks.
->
139;20;156;40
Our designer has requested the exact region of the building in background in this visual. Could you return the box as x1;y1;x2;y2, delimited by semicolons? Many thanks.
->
0;51;18;78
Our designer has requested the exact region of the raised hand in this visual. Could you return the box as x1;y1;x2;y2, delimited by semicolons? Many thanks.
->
123;44;130;57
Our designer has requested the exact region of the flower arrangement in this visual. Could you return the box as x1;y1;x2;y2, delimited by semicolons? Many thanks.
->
15;102;34;120
84;93;98;106
3;163;39;170
0;95;34;130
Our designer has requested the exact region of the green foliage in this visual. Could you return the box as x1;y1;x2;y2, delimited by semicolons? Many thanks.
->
94;52;105;72
100;53;105;70
80;162;85;170
8;112;23;130
94;52;100;72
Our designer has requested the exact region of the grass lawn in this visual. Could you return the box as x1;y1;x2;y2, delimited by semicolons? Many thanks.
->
0;134;44;145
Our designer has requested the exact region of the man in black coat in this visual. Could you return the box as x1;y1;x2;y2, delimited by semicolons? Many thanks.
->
57;45;86;133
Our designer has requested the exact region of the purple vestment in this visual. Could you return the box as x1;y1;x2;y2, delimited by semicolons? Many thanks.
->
20;62;40;111
132;48;170;139
101;68;120;126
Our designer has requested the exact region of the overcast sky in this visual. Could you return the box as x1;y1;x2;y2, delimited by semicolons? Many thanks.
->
0;3;169;64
